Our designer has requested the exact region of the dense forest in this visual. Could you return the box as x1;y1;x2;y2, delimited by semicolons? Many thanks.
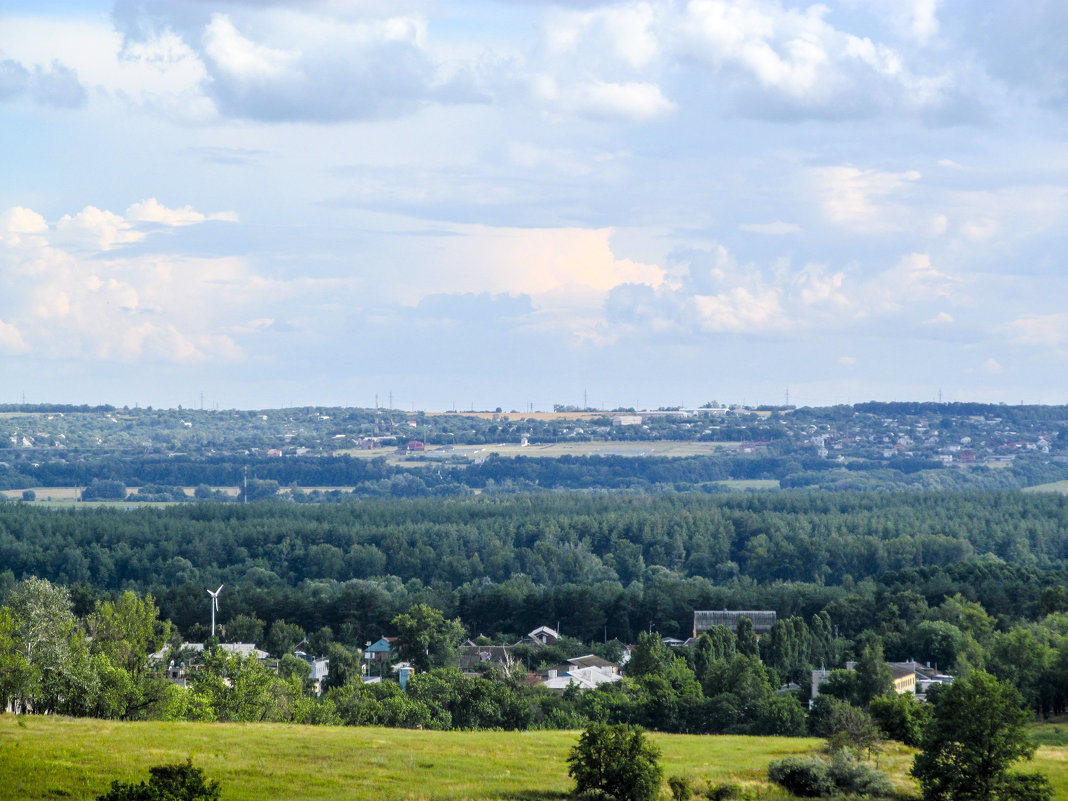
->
2;491;1067;644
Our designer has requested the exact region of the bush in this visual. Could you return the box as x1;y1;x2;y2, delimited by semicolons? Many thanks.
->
97;760;220;801
999;772;1054;801
768;752;894;798
668;776;692;801
827;749;894;797
705;784;739;801
568;722;663;801
768;756;837;797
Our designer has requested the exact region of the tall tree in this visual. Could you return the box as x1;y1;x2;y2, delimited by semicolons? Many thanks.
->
391;604;464;673
735;617;759;658
912;670;1050;801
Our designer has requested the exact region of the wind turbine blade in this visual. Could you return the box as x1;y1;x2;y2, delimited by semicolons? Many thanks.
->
216;584;224;594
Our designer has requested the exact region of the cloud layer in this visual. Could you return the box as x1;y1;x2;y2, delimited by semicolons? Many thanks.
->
0;1;1066;407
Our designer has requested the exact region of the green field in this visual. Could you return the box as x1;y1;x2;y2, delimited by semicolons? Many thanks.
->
0;717;846;801
1;715;1064;800
1023;479;1068;494
715;479;781;491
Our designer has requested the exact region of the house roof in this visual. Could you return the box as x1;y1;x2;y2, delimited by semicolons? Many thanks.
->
541;665;621;691
365;637;395;653
694;610;777;634
888;663;915;681
567;654;616;670
528;625;559;641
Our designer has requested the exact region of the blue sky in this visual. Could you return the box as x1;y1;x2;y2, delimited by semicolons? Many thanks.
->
1;1;1067;410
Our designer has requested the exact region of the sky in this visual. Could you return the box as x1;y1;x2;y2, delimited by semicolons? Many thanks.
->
1;1;1067;411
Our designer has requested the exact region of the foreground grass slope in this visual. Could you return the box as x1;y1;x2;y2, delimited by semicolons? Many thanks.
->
2;717;1062;800
0;716;822;800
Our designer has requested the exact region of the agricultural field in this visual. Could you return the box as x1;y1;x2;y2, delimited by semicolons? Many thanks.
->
0;717;842;800
0;487;242;504
341;440;741;464
1023;479;1068;494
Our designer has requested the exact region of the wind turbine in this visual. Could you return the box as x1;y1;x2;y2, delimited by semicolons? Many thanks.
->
207;584;223;638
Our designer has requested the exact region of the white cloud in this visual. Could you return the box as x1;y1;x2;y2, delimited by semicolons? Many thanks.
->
126;198;238;226
810;165;922;230
675;0;952;119
405;225;664;298
0;207;48;247
0;201;269;364
1006;313;1068;347
692;286;788;332
0;319;28;353
568;80;675;121
56;206;145;252
546;4;662;71
54;199;236;252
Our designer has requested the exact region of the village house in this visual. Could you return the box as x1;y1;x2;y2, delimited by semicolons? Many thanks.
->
693;610;777;638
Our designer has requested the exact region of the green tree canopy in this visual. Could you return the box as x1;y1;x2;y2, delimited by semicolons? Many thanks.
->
912;670;1049;801
391;604;464;673
567;723;663;801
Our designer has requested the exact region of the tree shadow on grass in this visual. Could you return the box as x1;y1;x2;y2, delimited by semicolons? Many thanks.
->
500;792;572;801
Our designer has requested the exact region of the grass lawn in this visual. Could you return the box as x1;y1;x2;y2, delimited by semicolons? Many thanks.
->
0;717;825;801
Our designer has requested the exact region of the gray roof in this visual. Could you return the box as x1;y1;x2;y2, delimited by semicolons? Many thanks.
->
694;610;777;634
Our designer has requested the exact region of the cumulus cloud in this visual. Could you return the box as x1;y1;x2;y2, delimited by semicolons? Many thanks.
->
403;225;664;299
602;243;969;344
0;200;265;364
127;198;238;226
0;319;28;354
676;0;955;120
54;199;237;252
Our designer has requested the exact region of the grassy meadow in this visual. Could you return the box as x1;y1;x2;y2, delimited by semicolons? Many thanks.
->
0;717;826;800
1;716;1065;799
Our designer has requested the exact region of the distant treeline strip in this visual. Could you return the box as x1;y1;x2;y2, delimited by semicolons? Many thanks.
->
2;451;1068;494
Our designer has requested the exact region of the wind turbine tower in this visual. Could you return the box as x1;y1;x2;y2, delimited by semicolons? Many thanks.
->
207;584;223;638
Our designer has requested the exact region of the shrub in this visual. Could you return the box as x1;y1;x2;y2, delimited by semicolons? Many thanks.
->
827;749;894;797
768;756;837;797
568;722;663;801
668;775;692;801
768;752;894;798
999;772;1054;801
705;783;739;801
97;760;220;801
